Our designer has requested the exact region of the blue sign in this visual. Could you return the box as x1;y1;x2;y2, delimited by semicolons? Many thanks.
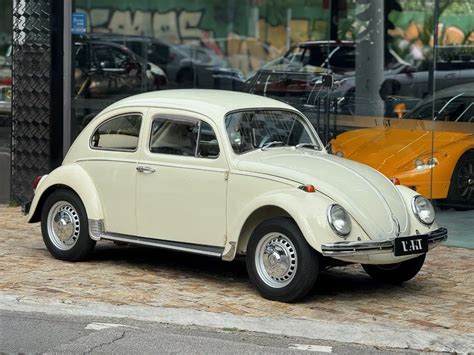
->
72;12;87;34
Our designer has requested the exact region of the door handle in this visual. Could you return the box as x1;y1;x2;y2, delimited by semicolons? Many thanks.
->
136;165;156;174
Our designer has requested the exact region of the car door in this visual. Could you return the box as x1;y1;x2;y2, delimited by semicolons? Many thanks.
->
136;108;228;247
78;110;144;236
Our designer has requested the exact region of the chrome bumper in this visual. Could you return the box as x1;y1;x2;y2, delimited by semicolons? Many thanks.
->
321;227;447;257
0;101;11;115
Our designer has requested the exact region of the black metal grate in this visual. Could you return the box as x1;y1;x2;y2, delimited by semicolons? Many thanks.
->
11;0;52;203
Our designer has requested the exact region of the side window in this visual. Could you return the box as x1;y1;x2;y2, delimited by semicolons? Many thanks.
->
93;45;135;70
437;98;469;122
457;102;474;123
91;114;142;151
150;43;170;65
149;117;219;158
150;117;198;156
93;45;116;68
75;44;88;69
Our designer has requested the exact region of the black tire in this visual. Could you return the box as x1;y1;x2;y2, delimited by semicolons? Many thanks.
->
246;218;319;302
447;151;474;210
362;254;425;284
41;189;96;261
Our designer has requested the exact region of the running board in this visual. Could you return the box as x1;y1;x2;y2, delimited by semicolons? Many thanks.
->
100;233;224;258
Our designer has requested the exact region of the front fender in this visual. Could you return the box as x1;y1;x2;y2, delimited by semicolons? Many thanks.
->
28;163;104;223
227;188;368;257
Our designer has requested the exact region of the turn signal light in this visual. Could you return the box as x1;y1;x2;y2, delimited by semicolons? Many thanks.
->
299;184;316;193
33;175;43;190
390;177;400;185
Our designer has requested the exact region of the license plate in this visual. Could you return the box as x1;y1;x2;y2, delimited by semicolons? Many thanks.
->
394;235;428;256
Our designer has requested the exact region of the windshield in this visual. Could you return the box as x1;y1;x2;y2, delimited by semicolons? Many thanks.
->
225;110;319;154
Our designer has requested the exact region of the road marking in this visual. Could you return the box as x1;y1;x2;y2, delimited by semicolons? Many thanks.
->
289;344;333;353
1;294;472;353
85;322;133;331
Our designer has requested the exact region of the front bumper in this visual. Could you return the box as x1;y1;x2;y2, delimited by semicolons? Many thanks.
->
321;227;447;257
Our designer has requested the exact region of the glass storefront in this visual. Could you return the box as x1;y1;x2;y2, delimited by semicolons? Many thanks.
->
0;0;12;203
432;1;474;248
69;0;473;247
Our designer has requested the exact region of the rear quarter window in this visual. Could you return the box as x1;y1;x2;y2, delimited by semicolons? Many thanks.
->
90;114;142;151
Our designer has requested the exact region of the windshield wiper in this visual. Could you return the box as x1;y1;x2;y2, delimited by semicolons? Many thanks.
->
295;143;319;150
261;141;285;150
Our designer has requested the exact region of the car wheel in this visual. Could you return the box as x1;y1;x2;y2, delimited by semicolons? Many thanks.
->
362;254;425;284
246;217;319;302
447;151;474;209
41;189;96;261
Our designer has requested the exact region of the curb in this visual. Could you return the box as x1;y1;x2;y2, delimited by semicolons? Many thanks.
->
0;293;473;353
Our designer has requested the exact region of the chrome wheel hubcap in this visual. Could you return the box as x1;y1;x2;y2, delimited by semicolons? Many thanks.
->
47;201;80;250
255;233;297;288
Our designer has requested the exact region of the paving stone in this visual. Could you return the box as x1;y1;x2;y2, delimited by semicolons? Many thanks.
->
0;206;473;335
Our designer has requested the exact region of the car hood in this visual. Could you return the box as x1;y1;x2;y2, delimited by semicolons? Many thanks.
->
333;128;472;171
235;149;410;240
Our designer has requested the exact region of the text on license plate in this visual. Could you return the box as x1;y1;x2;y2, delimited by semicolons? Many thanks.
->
394;235;428;256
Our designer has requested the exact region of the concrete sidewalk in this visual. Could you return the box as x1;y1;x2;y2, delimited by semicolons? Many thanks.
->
1;206;473;352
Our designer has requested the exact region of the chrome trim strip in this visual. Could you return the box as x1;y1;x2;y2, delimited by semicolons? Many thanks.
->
101;233;224;258
321;228;447;257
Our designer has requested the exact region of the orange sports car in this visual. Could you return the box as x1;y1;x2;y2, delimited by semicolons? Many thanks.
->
330;84;474;207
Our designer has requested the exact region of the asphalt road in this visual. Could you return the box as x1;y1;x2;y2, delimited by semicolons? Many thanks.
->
0;310;421;354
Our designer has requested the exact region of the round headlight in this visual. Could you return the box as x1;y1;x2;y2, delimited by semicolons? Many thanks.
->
327;204;352;237
411;195;435;225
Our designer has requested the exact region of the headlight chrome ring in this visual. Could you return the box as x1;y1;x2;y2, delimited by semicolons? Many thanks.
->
327;204;352;237
411;195;435;225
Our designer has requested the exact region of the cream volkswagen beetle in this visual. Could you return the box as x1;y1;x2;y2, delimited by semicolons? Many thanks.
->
26;90;447;302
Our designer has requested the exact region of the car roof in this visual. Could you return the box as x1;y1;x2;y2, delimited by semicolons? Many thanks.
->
416;83;474;105
103;89;297;119
433;83;474;97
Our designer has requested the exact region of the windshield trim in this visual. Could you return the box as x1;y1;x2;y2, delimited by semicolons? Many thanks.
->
224;107;322;156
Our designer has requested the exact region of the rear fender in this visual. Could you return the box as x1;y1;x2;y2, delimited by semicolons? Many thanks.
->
28;163;104;224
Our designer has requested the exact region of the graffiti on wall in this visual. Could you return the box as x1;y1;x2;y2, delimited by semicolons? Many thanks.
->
79;8;213;42
76;6;474;74
77;7;314;73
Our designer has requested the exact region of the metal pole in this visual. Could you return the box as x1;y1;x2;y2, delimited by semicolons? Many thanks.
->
429;0;441;201
286;8;292;50
354;1;385;117
63;0;72;156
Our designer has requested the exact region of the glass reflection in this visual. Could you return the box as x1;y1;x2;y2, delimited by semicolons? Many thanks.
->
0;0;12;203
